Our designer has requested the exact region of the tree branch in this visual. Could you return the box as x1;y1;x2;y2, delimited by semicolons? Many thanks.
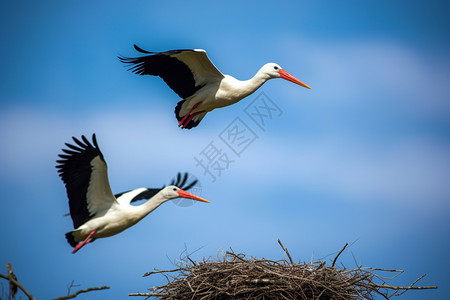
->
0;272;35;300
370;282;437;290
277;239;294;264
6;263;18;298
143;268;181;277
332;243;348;267
129;292;153;296
51;286;110;300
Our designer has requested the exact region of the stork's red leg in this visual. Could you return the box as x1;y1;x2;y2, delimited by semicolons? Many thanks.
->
72;230;96;254
178;113;190;127
182;114;195;128
181;111;205;128
178;102;201;127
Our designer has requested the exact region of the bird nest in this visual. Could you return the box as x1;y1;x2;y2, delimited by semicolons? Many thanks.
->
130;240;436;300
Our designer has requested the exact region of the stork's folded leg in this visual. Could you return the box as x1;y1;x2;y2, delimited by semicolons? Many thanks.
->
181;111;205;129
178;102;202;127
86;238;96;244
72;230;96;254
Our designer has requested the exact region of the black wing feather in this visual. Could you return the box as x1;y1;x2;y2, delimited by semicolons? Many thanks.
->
173;172;181;186
56;134;104;229
134;44;153;54
117;172;199;204
65;143;84;152
179;172;188;188
114;188;160;200
62;149;78;155
115;188;161;204
131;189;160;202
183;179;198;191
118;45;204;99
72;136;87;148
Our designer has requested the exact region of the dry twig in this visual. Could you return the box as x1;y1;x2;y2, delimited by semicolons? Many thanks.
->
6;263;18;298
277;238;294;265
51;285;110;300
0;264;109;300
0;264;35;300
332;243;348;267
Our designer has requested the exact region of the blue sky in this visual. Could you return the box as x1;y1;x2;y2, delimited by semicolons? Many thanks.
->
1;1;449;299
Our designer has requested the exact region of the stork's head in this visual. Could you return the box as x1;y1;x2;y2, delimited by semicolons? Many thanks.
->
262;63;311;89
163;185;210;203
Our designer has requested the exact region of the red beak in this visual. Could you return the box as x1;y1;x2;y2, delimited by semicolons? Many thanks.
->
177;189;210;203
279;69;311;89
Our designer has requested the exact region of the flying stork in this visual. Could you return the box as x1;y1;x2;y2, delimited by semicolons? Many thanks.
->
56;134;209;253
119;45;311;129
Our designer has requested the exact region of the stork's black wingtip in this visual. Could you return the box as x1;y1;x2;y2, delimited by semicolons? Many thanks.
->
133;44;143;52
65;231;78;248
133;44;153;54
179;121;200;130
81;135;90;145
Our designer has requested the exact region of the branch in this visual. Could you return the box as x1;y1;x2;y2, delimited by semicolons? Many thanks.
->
0;269;35;300
7;263;18;298
225;250;246;262
143;268;181;277
66;280;80;295
370;282;437;290
51;286;110;300
277;239;294;264
129;292;153;296
332;243;348;267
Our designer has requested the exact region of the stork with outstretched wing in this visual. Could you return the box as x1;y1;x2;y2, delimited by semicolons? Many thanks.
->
57;134;209;253
119;45;311;129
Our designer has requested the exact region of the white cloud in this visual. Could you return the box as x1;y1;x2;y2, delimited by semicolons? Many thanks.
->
0;104;218;186
224;134;450;213
277;35;450;116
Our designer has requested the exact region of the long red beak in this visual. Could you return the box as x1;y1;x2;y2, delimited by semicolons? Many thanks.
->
177;189;210;203
279;69;311;89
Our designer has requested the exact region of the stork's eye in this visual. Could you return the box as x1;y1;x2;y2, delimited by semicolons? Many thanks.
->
274;66;279;70
173;188;177;191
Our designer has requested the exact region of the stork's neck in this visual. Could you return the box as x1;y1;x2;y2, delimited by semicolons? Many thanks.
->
217;68;272;105
135;191;167;220
244;68;271;95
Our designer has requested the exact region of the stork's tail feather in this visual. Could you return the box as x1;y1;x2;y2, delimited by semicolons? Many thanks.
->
175;100;206;129
65;231;77;248
174;100;184;119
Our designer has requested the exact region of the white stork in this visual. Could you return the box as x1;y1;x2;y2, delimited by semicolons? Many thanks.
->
119;45;311;129
56;134;209;254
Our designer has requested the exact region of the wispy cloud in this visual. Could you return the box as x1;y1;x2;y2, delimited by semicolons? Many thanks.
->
0;105;214;186
278;35;450;117
1;94;449;216
240;135;450;212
